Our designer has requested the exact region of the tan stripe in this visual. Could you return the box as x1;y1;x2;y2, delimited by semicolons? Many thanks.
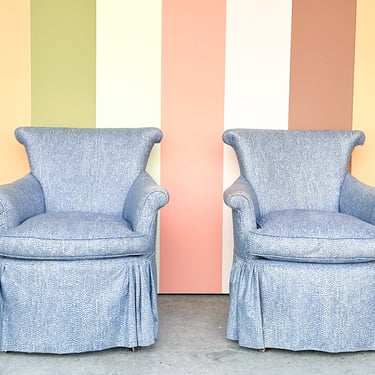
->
288;0;356;130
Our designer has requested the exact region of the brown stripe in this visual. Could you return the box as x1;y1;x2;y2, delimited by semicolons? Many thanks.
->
288;0;357;130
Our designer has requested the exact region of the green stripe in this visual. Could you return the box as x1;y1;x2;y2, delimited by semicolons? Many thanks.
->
31;0;96;128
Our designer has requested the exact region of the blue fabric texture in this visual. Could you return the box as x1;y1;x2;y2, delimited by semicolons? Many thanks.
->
224;129;375;352
228;256;375;352
0;212;151;260
251;209;375;263
16;126;163;216
0;174;45;231
223;129;365;215
0;127;168;353
340;173;375;225
0;256;158;353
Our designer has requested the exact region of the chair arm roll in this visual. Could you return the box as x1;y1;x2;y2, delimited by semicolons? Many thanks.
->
340;173;375;225
124;172;169;234
0;173;45;231
224;176;259;230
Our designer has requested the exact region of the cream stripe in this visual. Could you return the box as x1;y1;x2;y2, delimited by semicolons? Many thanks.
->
96;0;161;127
96;0;162;178
222;0;292;292
96;0;162;286
96;0;162;181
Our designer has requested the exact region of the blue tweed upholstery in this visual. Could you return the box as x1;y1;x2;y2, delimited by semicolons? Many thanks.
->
223;129;375;352
15;126;163;215
0;174;45;231
0;127;168;353
224;129;364;215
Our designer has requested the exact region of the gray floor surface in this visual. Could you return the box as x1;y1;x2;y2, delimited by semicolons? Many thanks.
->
0;295;374;375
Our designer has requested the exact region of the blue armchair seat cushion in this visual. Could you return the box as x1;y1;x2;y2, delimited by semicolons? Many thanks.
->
245;209;375;263
0;212;149;260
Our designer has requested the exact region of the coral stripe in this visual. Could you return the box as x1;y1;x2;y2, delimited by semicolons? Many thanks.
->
160;0;226;293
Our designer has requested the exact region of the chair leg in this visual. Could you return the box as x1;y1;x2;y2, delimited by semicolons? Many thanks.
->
131;346;139;353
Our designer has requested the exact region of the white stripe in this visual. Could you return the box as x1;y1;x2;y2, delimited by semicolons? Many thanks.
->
222;0;292;292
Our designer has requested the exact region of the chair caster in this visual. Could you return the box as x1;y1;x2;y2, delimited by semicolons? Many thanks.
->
131;346;139;352
259;348;266;353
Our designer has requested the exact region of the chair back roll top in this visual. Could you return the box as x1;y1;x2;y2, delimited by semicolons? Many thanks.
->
223;129;365;216
16;127;162;216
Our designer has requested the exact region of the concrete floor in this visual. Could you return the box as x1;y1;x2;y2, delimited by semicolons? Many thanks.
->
0;295;375;375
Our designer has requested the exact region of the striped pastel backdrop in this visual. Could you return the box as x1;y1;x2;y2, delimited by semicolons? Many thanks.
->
1;0;375;293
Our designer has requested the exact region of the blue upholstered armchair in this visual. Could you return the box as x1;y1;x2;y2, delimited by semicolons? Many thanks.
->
223;129;375;352
0;127;168;353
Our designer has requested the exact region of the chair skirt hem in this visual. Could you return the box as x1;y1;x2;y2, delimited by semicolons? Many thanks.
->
227;255;375;353
0;255;158;354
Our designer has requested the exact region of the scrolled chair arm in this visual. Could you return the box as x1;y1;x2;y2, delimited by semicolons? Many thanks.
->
224;176;260;230
0;173;45;232
123;171;169;234
340;173;375;226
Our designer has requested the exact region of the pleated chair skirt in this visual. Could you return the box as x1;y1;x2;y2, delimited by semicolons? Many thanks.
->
0;254;158;353
227;255;375;353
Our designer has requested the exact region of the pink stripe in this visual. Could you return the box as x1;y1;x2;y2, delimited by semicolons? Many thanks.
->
160;0;226;293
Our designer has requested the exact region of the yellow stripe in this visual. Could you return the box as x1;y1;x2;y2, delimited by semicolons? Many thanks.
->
352;0;375;184
0;0;31;183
